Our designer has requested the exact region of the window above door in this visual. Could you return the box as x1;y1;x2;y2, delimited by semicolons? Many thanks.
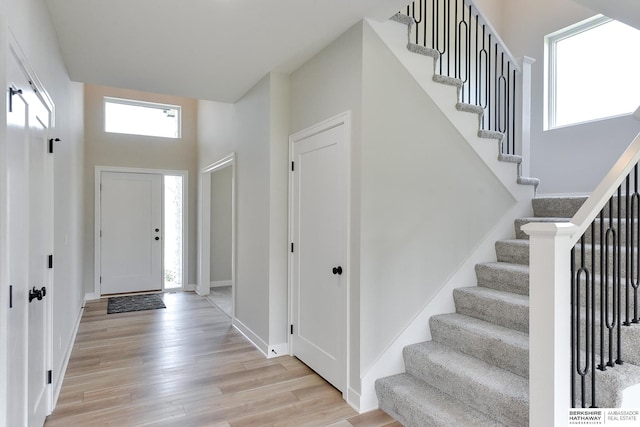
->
104;97;181;138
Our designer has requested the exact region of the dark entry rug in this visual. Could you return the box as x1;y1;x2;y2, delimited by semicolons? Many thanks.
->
107;294;166;314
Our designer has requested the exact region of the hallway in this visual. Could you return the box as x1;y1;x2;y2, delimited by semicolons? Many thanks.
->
44;292;399;426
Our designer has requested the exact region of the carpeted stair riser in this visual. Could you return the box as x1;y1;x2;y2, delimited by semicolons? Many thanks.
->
578;310;640;366
533;195;636;219
475;262;529;296
403;341;529;427
430;313;529;378
375;374;506;427
576;274;637;312
573;244;637;278
571;348;640;408
453;287;529;333
533;196;588;218
514;217;571;239
495;239;529;265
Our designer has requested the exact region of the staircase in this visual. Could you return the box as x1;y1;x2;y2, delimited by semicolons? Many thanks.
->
376;195;640;426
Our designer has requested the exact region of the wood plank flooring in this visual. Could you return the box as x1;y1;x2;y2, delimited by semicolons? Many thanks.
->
45;292;401;427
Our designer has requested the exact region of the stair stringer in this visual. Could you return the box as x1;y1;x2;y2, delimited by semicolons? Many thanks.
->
358;199;532;412
366;18;535;203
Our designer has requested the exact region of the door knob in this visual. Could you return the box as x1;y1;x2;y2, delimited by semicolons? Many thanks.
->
29;286;44;302
155;236;160;241
155;228;160;232
332;266;343;275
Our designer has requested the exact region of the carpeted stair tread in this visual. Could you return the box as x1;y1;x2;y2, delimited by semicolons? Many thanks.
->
375;373;506;427
433;74;463;88
498;153;523;164
407;42;439;59
404;341;528;426
495;239;529;265
517;176;540;188
454;286;529;333
430;313;529;378
477;129;504;141
573;349;640;408
390;12;415;27
532;196;588;218
456;102;484;115
515;217;571;239
578;309;640;366
476;262;529;295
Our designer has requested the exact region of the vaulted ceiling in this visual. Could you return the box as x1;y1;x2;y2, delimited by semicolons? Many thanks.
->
45;0;408;102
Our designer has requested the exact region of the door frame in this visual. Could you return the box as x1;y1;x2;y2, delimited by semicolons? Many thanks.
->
93;166;189;297
197;153;236;305
287;112;351;395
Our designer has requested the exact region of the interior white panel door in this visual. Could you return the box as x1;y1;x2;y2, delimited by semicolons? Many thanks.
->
291;122;348;392
100;172;162;295
6;55;31;427
6;46;53;427
27;94;52;427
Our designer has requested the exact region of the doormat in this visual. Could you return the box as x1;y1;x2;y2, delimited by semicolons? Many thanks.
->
107;294;166;314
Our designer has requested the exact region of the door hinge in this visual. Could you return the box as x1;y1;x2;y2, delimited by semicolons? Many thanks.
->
290;324;294;335
48;255;53;269
291;161;295;171
9;285;12;308
47;370;52;384
48;138;60;154
290;243;294;253
100;276;102;284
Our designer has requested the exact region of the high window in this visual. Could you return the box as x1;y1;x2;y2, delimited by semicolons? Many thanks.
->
545;16;640;129
104;97;181;138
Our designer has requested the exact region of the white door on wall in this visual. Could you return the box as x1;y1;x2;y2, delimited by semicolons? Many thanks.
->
290;115;349;393
100;172;162;295
6;45;53;427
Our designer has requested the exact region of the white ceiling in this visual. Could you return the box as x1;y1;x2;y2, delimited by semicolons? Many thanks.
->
45;0;408;102
573;0;640;30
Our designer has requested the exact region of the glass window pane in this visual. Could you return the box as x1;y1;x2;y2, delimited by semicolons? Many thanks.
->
104;97;181;138
550;19;640;128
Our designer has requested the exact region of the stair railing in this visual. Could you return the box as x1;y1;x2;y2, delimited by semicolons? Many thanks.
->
524;131;640;425
399;0;533;168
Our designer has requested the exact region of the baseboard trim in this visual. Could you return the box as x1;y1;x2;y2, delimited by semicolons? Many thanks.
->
347;387;363;413
51;303;84;410
185;283;196;292
267;343;288;359
232;318;268;357
210;280;232;288
84;292;100;301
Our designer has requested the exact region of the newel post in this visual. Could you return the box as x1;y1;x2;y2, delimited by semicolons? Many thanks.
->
522;221;577;427
516;56;534;177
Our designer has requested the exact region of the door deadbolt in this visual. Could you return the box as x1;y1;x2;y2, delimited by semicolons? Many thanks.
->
332;266;343;275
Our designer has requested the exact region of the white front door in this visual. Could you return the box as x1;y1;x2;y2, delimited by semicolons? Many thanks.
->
6;46;53;427
100;172;163;295
290;116;349;392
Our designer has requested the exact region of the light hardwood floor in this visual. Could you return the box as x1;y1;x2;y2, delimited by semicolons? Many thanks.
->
45;292;401;427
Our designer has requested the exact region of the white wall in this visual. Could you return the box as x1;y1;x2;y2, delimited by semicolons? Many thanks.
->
290;22;364;395
83;84;198;294
210;166;232;283
360;16;513;383
198;73;290;354
0;0;85;422
500;0;640;194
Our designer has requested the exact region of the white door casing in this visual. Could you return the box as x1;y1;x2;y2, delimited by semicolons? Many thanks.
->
99;171;162;295
290;112;350;393
5;40;54;427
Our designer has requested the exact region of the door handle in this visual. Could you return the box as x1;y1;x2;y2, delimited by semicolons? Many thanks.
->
332;266;343;275
155;236;160;241
29;286;47;302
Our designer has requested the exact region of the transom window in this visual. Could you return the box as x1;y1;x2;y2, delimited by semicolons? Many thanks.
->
545;16;640;129
104;97;181;138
